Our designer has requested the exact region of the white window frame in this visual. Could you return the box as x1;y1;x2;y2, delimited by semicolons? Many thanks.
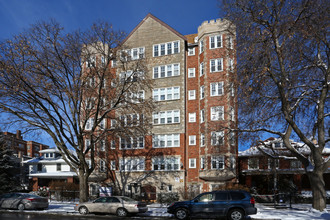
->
209;35;222;49
268;158;279;169
189;158;197;168
228;58;234;71
211;156;225;170
230;107;235;121
200;109;205;123
200;157;206;170
152;157;180;171
188;47;195;56
153;63;180;79
188;68;196;78
189;135;196;145
210;82;224;96
211;106;224;121
119;136;144;149
153;86;180;101
110;140;116;149
248;158;259;170
210;58;223;72
153;110;180;125
153;134;180;148
200;134;205;147
188;90;196;100
189;113;196;123
229;132;236;145
199;62;204;76
99;160;106;172
110;160;116;170
200;86;205;99
153;41;180;57
120;157;145;171
211;131;224;145
99;139;106;151
199;39;204;54
85;118;94;130
228;36;234;49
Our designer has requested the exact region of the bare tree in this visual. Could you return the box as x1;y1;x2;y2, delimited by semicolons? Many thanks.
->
222;0;329;210
0;20;154;202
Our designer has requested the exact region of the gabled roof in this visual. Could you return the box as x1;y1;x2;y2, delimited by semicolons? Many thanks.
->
121;13;187;45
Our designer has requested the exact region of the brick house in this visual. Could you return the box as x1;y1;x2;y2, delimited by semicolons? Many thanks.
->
85;14;238;199
238;137;330;194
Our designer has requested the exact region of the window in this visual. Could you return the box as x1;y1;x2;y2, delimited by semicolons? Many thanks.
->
153;41;180;57
189;113;196;122
211;106;224;121
188;47;195;56
228;36;233;49
126;90;145;103
99;118;106;130
189;136;196;145
248;158;259;170
188;90;196;100
210;82;224;96
210;35;222;49
153;110;180;125
86;56;95;68
200;109;205;123
290;160;302;169
85;139;91;148
121;47;145;60
210;58;223;72
110;140;116;149
188;68;195;78
200;134;205;147
153;63;180;79
99;139;106;151
86;97;95;109
230;107;235;121
199;39;204;54
99;160;106;172
110;160;116;170
211;131;224;145
200;157;206;170
56;163;61;171
153;134;180;148
230;83;235;96
215;192;228;200
229;132;235;145
200;86;205;99
268;158;279;169
153;87;180;101
120;136;144;149
120;158;145;171
197;192;213;202
111;59;117;67
189;158;196;168
152;157;180;171
37;164;42;172
120;114;143;127
211;156;225;169
228;58;234;71
199;62;204;76
168;185;173;192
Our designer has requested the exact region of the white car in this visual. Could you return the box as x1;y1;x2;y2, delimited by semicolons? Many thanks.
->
75;196;148;217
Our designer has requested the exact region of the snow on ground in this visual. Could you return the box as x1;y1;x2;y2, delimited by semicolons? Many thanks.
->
12;201;330;219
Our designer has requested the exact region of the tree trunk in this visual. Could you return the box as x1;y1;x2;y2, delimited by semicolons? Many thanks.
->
78;173;89;203
308;170;326;211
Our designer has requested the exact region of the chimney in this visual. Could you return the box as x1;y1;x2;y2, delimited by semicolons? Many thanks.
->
16;130;22;139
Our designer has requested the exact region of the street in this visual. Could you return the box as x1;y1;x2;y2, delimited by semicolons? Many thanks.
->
0;212;169;220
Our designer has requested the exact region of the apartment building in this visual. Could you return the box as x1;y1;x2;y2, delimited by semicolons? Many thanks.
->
88;14;237;199
1;130;49;189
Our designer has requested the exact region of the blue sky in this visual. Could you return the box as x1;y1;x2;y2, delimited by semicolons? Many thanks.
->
0;0;223;147
0;0;222;41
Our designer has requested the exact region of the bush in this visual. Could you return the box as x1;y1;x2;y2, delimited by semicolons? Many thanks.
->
157;192;179;205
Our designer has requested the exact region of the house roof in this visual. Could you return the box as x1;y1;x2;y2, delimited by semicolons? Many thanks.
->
121;13;187;45
39;148;60;154
239;138;330;157
28;172;77;178
185;33;198;45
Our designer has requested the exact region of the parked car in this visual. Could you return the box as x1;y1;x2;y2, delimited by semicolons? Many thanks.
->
167;190;257;220
0;192;49;210
75;196;148;217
